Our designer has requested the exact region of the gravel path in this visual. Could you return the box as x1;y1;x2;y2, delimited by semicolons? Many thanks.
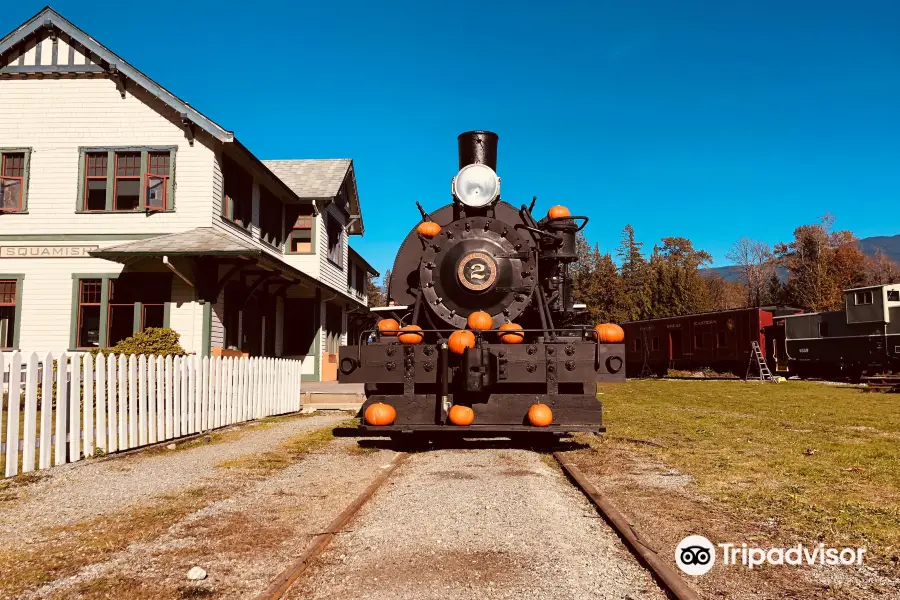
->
287;448;668;600
0;412;345;546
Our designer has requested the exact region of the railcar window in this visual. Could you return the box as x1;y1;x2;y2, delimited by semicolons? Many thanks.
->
818;322;829;337
717;331;727;347
651;336;659;351
855;290;873;305
694;334;704;348
888;290;900;302
632;338;641;352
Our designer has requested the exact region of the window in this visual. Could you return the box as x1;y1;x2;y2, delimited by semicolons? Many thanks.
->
145;152;170;211
0;279;20;349
80;148;175;212
717;331;728;347
818;322;829;338
651;336;660;351
855;290;874;305
327;214;343;266
354;265;366;295
84;153;109;211
632;338;641;352
259;187;284;247
77;279;103;348
888;290;900;302
73;274;170;349
0;151;28;212
288;205;315;253
222;155;252;228
114;152;141;210
694;333;704;348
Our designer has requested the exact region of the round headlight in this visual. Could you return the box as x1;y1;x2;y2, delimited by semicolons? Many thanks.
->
452;163;500;208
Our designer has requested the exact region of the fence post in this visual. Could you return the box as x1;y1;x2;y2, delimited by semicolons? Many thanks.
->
147;354;157;443
83;354;94;458
70;353;82;462
39;352;53;468
117;354;127;450
22;353;38;472
201;356;209;432
173;356;182;438
177;355;186;437
106;353;117;454
56;352;69;464
95;353;106;452
155;356;164;439
127;355;137;448
138;355;147;446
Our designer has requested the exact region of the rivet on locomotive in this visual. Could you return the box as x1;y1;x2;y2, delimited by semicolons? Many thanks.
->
338;131;626;437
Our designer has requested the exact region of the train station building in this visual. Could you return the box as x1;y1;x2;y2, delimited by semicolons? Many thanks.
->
0;8;377;381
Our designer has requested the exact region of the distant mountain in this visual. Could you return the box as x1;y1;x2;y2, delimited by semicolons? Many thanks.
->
703;234;900;283
859;235;900;261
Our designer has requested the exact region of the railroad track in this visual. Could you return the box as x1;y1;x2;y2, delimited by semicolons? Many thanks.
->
254;444;701;600
862;376;900;393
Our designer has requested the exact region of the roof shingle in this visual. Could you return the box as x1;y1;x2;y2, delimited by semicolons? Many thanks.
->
262;159;351;199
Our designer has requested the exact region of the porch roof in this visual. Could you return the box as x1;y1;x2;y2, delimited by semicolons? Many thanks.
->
89;227;367;307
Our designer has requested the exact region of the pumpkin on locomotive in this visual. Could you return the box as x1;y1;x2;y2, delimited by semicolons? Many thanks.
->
338;131;625;437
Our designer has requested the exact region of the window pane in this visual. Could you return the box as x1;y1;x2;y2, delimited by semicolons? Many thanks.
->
148;152;169;176
86;179;107;211
0;306;14;349
145;176;166;210
294;214;313;228
80;279;102;303
142;304;165;330
86;153;107;177
116;152;141;176
108;304;134;347
0;178;21;210
0;280;16;304
889;290;900;302
115;178;140;210
2;153;24;177
78;305;101;348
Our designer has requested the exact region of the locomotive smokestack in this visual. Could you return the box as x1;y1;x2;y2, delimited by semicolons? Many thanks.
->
458;131;498;172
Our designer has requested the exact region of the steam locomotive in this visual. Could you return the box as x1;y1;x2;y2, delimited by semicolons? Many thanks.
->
338;131;625;437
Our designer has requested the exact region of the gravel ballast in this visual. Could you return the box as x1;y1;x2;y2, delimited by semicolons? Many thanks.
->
287;448;668;600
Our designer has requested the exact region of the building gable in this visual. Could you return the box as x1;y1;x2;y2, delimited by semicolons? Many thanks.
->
0;7;232;144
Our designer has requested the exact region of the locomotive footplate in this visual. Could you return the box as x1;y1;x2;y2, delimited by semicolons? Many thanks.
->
357;393;604;436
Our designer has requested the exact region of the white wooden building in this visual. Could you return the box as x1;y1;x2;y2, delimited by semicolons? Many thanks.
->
0;8;376;381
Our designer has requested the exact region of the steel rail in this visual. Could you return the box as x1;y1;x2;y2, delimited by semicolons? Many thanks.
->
554;451;702;600
254;452;409;600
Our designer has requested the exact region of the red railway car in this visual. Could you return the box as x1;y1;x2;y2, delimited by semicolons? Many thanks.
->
621;307;797;377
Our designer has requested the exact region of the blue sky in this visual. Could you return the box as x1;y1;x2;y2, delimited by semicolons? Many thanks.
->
5;1;899;275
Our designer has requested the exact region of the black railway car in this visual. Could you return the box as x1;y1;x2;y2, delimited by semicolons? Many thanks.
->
622;307;801;377
776;284;900;379
337;131;625;437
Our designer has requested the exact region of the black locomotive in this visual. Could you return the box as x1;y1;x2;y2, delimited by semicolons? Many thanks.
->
338;131;625;437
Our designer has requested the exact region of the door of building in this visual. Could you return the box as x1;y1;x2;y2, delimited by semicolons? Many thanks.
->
322;302;343;382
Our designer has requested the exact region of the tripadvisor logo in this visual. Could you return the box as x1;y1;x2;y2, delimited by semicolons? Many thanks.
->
675;535;716;576
675;535;867;576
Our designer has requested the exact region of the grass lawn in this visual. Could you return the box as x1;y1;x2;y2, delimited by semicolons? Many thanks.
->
590;380;900;565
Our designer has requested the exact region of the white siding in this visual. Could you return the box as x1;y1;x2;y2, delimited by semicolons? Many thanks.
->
318;203;348;293
0;78;216;235
169;278;203;355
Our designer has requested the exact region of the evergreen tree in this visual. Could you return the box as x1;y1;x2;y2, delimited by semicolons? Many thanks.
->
616;225;651;320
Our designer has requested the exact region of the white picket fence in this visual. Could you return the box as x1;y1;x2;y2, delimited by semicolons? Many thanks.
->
1;352;303;478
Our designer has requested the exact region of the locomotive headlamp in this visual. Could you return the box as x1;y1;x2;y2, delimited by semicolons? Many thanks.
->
452;163;500;208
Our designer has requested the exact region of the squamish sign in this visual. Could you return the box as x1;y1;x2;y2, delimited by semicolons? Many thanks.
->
1;246;99;258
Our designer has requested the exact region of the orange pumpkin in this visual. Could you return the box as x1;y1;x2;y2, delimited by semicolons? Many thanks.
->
467;310;493;331
548;205;570;219
377;318;400;337
593;323;625;343
448;330;476;355
365;402;397;426
398;324;424;344
528;403;553;427
416;221;441;238
498;322;525;344
448;405;475;426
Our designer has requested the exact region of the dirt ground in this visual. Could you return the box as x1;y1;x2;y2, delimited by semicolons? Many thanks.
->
0;412;399;600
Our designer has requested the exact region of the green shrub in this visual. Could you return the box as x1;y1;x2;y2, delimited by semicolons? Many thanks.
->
93;327;188;358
